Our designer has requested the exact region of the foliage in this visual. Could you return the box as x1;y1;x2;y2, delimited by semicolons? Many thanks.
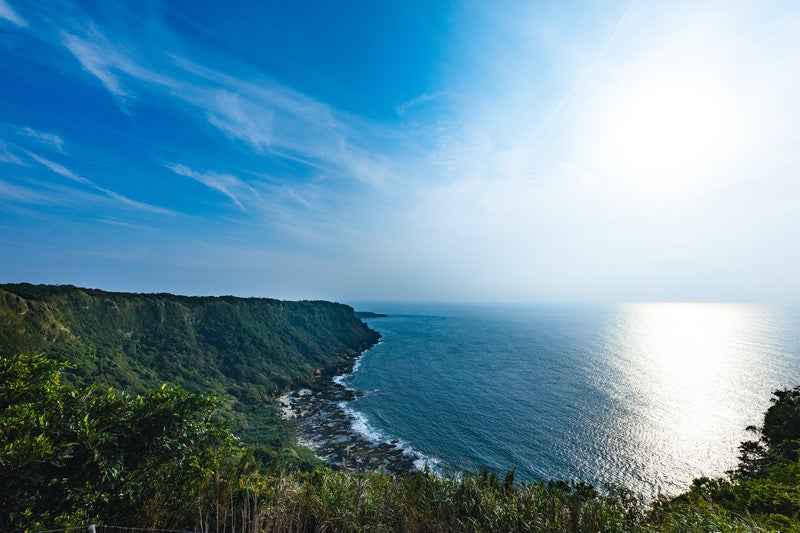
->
0;283;379;457
0;353;244;531
762;387;800;461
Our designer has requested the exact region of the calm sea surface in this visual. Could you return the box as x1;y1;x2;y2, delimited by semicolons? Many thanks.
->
339;303;800;498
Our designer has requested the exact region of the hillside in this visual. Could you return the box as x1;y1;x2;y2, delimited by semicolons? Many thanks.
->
0;283;379;454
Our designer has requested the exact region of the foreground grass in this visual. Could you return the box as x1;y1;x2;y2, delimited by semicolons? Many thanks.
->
198;466;761;532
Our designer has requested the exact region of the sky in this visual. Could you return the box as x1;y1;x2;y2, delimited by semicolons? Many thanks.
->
1;0;799;303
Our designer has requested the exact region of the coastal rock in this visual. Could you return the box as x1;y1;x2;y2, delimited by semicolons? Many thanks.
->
279;381;418;474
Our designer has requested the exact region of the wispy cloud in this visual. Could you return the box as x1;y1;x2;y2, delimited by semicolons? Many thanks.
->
0;179;51;203
201;89;275;151
96;186;177;216
13;126;66;153
51;17;398;190
61;29;133;102
168;58;397;188
0;142;24;165
396;91;450;117
98;218;162;232
0;124;66;163
60;26;173;107
1;128;176;216
166;163;254;211
23;149;176;215
0;0;27;27
23;150;92;184
533;0;646;137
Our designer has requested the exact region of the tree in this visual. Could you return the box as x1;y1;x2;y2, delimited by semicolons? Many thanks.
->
762;387;800;461
0;353;244;531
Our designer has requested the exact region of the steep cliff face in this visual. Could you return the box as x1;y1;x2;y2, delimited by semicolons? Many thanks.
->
0;283;379;447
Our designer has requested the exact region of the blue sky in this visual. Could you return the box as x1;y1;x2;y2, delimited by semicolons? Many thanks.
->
1;0;799;303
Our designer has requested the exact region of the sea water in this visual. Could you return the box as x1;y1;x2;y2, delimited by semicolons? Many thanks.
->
338;302;800;499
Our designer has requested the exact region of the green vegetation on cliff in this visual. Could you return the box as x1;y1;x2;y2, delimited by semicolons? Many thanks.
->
0;283;379;457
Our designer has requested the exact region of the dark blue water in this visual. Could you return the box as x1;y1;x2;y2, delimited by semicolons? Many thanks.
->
340;302;800;498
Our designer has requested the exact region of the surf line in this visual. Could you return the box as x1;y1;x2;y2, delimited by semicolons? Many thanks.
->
279;343;437;473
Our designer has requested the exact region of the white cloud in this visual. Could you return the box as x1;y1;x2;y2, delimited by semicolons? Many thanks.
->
533;0;646;137
54;20;399;190
0;0;27;27
0;179;51;203
202;89;275;151
396;91;449;117
60;27;173;106
166;163;254;211
0;143;23;165
61;30;132;101
14;126;66;153
95;186;177;216
24;150;92;184
24;149;176;215
179;69;394;188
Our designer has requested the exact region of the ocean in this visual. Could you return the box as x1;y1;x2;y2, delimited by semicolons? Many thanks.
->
291;302;800;499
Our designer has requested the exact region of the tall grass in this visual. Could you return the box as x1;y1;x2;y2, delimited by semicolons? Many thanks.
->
193;466;761;532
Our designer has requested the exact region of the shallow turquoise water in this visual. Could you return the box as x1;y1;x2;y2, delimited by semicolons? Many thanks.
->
340;302;800;498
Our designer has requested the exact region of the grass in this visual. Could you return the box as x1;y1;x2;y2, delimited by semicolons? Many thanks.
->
195;466;763;532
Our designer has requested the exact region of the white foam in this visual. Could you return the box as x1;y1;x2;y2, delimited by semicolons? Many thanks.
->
332;351;366;389
337;401;442;473
338;401;386;443
413;455;442;473
329;341;440;473
351;354;364;373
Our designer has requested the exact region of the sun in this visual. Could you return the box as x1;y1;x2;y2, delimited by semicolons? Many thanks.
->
598;76;734;189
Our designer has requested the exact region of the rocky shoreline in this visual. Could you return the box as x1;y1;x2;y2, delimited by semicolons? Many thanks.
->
279;380;418;473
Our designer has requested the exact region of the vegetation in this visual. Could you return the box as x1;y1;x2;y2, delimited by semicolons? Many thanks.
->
0;283;379;464
3;351;799;531
0;353;243;530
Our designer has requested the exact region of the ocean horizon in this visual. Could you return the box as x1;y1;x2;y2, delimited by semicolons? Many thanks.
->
299;301;800;499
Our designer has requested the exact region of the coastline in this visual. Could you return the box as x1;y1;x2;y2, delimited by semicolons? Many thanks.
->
279;345;430;473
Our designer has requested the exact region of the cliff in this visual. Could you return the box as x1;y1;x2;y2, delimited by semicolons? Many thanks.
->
0;283;379;448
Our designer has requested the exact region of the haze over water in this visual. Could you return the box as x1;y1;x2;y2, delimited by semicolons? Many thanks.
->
341;303;800;499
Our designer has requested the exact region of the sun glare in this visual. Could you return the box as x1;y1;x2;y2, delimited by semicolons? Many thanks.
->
599;76;734;189
606;303;766;485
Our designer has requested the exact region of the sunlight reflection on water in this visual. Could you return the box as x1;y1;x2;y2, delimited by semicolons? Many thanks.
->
599;303;791;495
